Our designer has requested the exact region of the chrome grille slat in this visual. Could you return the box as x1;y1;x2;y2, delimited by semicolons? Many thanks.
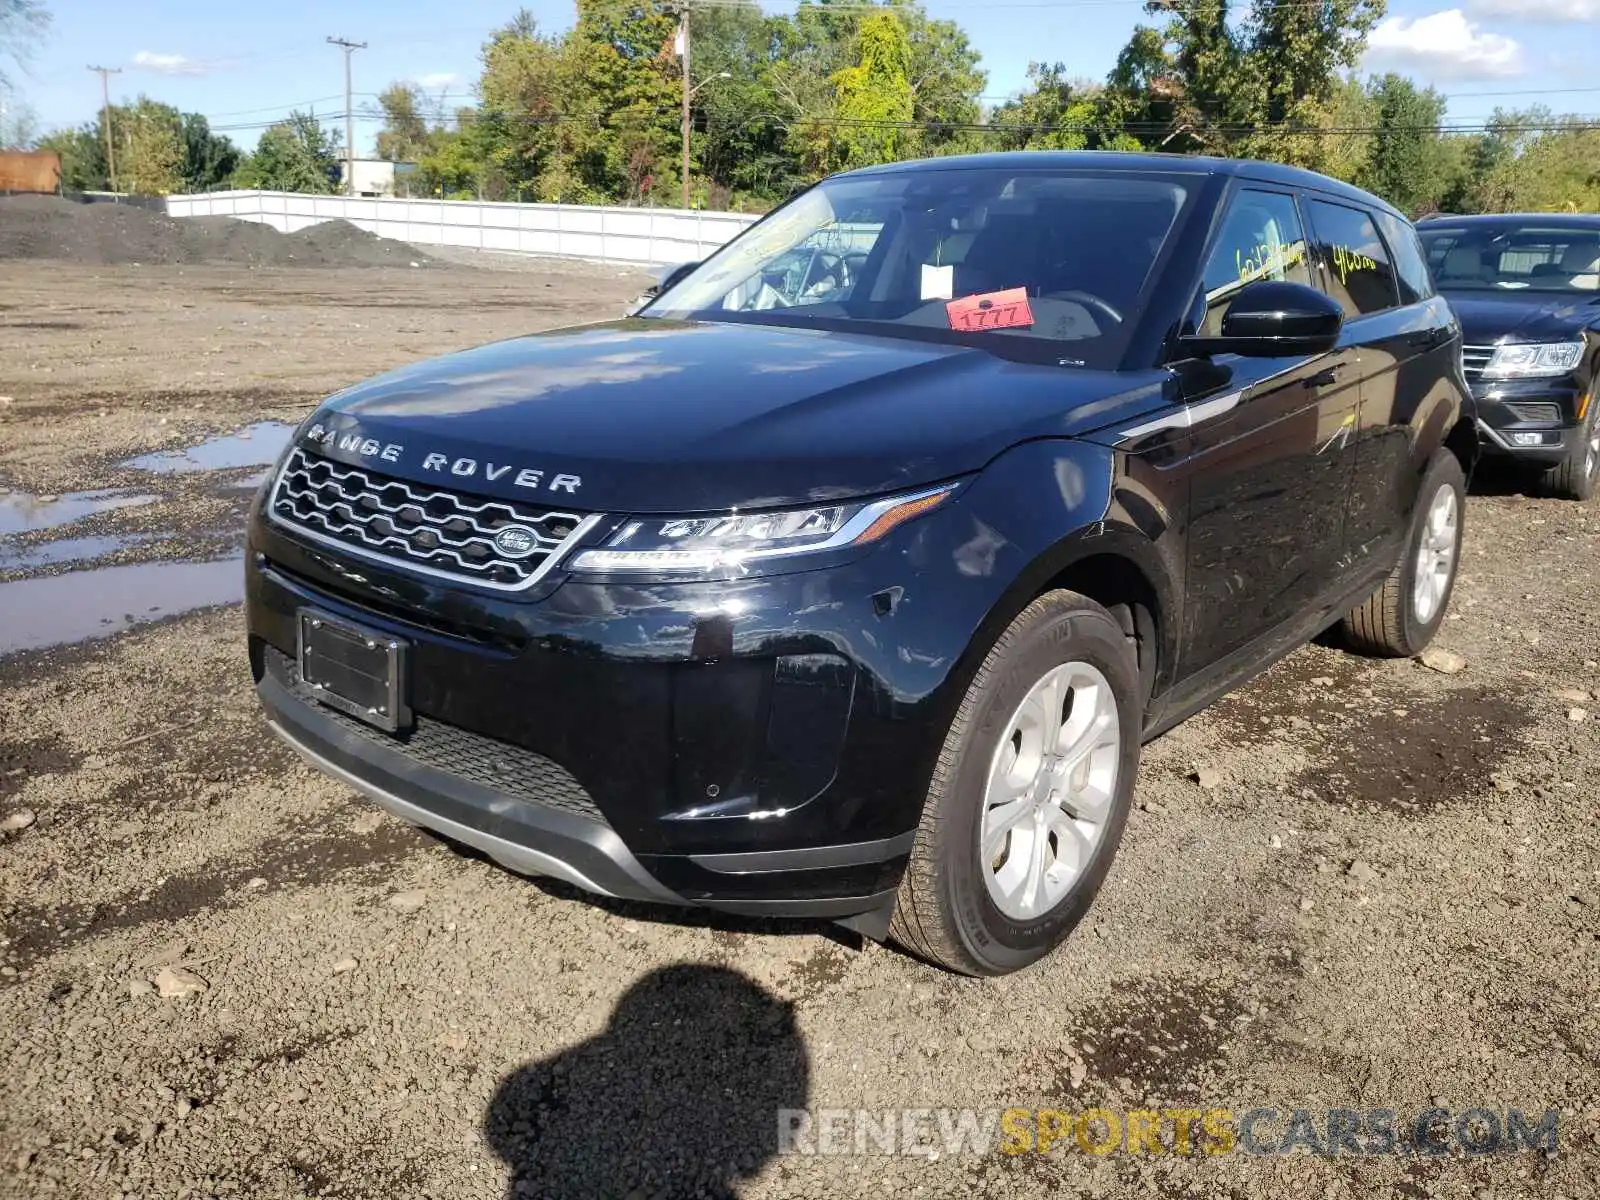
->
267;447;600;591
1461;344;1494;380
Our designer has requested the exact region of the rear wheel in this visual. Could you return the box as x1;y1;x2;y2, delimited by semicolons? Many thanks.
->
889;591;1141;976
1341;450;1466;657
1539;389;1598;501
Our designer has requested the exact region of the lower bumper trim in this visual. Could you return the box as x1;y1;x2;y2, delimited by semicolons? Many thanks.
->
258;667;912;924
689;832;917;875
267;717;680;902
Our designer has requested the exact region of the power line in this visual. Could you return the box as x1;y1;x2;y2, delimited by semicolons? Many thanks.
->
204;96;346;120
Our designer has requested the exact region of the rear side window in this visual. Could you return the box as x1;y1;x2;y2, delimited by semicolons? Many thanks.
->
1376;211;1434;305
1196;189;1313;336
1307;200;1401;317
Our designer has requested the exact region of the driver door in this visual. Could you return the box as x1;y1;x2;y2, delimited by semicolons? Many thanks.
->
1178;186;1363;675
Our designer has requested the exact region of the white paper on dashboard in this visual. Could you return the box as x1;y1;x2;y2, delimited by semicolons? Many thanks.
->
920;263;954;300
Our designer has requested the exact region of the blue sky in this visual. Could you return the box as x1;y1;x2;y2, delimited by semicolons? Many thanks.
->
15;0;1600;154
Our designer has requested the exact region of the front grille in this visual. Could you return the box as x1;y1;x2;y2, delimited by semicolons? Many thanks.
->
1461;345;1494;380
268;447;596;591
1505;401;1564;425
266;648;605;821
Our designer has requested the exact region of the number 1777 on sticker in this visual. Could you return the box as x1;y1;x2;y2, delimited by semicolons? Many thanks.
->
946;288;1035;332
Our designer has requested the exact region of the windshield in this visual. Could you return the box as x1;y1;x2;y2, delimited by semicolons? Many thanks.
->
1420;222;1600;294
644;167;1193;368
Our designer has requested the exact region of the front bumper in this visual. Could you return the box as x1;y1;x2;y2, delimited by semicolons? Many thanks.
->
244;490;1002;926
1472;376;1588;464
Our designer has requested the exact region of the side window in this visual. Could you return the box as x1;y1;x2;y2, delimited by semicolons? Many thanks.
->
1308;200;1401;317
1197;189;1312;336
1376;210;1434;305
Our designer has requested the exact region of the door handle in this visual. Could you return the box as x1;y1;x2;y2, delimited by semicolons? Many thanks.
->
1304;366;1341;389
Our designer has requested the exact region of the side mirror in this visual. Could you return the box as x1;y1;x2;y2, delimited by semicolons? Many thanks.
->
627;261;701;317
1179;280;1343;359
654;260;700;295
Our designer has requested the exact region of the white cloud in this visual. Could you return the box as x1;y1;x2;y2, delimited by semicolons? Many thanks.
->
1365;10;1525;79
131;50;209;76
1471;0;1600;19
411;72;458;90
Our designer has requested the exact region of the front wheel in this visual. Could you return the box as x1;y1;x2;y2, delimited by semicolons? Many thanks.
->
1341;449;1466;657
1539;391;1598;501
889;591;1142;976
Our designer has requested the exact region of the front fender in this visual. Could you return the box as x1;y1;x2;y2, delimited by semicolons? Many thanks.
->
906;437;1184;732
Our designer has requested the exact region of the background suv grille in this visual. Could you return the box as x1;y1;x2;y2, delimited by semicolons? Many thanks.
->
1461;345;1494;380
268;447;596;590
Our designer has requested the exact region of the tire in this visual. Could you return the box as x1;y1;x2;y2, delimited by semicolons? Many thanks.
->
1341;449;1466;657
1538;389;1598;501
889;591;1142;976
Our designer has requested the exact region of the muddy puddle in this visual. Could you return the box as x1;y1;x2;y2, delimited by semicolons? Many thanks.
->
0;532;156;571
119;421;294;474
0;488;158;536
0;557;243;654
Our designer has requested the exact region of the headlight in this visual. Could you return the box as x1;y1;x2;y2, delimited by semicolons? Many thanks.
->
570;484;957;573
1480;341;1584;380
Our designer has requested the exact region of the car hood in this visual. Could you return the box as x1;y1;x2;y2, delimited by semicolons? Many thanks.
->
1443;290;1600;345
295;319;1170;513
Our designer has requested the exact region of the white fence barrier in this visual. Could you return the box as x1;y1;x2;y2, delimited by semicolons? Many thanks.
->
163;191;761;266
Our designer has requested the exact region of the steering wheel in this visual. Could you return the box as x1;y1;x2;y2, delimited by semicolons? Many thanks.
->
807;252;847;295
1044;289;1125;327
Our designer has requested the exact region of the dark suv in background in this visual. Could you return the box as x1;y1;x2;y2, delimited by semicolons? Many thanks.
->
1419;213;1600;500
248;153;1471;975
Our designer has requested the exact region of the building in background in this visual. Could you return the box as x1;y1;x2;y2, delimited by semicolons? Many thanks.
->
337;158;418;198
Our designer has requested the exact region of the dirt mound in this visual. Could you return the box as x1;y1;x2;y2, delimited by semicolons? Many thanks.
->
0;195;432;268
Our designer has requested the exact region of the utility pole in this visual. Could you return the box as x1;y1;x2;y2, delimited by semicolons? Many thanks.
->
87;65;122;192
678;6;691;210
327;37;367;196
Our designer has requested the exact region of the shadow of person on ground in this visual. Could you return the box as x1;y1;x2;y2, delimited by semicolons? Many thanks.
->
484;963;810;1200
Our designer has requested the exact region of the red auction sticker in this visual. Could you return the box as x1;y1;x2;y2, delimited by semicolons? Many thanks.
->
946;288;1034;332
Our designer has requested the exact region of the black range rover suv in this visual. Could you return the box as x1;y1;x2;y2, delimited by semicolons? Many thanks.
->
1417;213;1599;500
248;153;1473;975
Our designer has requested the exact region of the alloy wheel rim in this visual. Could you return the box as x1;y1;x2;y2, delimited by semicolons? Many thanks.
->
980;661;1121;921
1412;483;1459;625
1587;429;1598;481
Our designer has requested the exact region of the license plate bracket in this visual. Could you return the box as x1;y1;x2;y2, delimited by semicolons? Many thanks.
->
296;609;410;733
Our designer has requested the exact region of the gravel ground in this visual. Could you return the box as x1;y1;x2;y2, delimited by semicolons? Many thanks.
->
1;260;1597;1200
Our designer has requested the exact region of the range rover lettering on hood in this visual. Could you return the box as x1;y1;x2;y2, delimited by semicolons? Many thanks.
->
303;421;581;494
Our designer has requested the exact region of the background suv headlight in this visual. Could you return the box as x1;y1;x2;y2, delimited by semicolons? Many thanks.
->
1480;341;1584;380
571;485;956;573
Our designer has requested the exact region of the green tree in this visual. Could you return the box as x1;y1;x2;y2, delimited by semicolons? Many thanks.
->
990;63;1137;152
374;83;434;162
117;96;184;194
901;6;986;155
233;113;342;193
179;113;239;192
37;125;102;189
1309;75;1377;185
1355;73;1446;215
687;1;794;206
830;11;914;168
1105;0;1385;162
